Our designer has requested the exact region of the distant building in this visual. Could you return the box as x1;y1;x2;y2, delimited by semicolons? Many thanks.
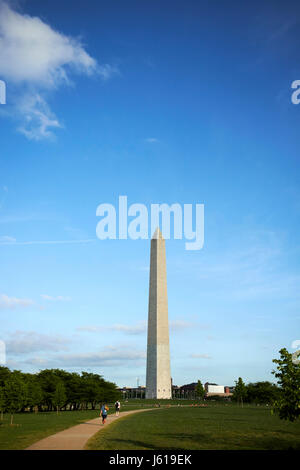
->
205;383;225;395
118;386;146;399
205;382;233;397
172;382;197;399
119;381;234;400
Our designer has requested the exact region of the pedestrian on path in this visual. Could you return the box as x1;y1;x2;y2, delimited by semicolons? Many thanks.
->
100;403;109;424
115;400;121;416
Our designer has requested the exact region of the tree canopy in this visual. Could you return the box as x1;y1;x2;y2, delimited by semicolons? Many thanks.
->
0;366;121;415
272;348;300;422
195;380;205;400
233;377;247;406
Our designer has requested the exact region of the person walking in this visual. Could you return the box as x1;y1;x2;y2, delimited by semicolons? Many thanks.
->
114;400;121;416
100;403;108;425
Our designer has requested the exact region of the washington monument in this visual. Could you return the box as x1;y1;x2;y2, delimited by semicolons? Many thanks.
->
146;228;172;399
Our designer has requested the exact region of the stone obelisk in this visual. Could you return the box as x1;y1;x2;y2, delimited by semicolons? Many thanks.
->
146;228;172;399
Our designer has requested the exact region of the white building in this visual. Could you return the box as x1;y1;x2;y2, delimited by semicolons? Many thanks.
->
206;384;225;394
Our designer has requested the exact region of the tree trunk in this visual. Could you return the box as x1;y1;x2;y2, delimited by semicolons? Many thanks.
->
10;414;13;425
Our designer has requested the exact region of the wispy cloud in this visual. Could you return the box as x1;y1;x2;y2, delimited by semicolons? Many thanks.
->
0;293;34;310
170;320;200;331
0;235;16;243
109;323;147;335
0;1;118;139
179;229;300;301
0;238;95;246
0;212;48;224
77;322;147;335
190;354;212;359
77;319;197;335
57;348;146;367
17;93;62;141
6;330;70;354
145;138;159;143
41;295;71;302
21;346;146;368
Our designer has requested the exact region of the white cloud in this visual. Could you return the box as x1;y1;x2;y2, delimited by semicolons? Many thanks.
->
41;294;71;301
0;1;118;139
190;354;212;359
169;320;195;331
0;235;16;243
0;1;97;86
109;322;147;335
56;348;146;367
77;322;147;335
0;293;34;309
145;138;159;143
23;357;49;366
21;346;146;368
77;320;199;335
6;330;70;354
179;228;300;301
77;320;198;335
0;238;95;245
17;93;62;141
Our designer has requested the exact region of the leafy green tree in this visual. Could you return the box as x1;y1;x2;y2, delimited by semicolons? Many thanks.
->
79;372;121;409
233;377;247;407
195;380;205;400
53;381;67;414
0;386;5;420
101;379;121;403
0;366;11;387
4;372;27;424
0;366;121;417
272;348;300;422
80;372;103;409
25;375;44;412
67;372;82;410
37;369;61;411
246;381;280;405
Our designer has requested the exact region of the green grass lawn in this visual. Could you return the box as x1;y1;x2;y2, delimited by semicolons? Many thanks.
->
0;402;156;450
0;410;100;450
86;404;300;450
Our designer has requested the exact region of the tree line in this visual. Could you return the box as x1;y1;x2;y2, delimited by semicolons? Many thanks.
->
194;378;281;404
233;348;300;422
233;378;280;405
194;349;300;423
0;367;121;424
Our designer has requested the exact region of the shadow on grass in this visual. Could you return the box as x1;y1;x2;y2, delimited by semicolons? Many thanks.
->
103;438;186;450
120;431;300;451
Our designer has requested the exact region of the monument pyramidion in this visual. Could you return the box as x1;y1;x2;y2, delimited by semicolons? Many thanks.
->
146;227;172;399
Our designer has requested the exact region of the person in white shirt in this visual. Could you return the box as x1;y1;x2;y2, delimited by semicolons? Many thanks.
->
115;400;121;416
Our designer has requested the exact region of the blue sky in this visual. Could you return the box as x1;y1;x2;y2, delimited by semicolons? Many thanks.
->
0;0;300;387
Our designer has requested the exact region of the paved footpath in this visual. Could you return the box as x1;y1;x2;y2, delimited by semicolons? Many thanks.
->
26;408;155;450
